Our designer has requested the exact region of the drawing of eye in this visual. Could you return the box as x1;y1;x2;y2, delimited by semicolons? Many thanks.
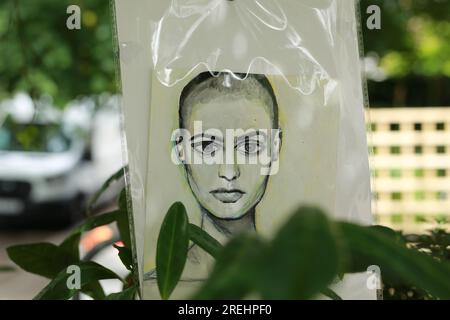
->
191;137;221;156
236;138;263;155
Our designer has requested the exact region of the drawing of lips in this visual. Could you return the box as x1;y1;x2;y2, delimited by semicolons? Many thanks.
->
210;188;245;203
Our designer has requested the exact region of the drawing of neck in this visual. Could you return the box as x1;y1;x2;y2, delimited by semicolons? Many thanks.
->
200;207;256;242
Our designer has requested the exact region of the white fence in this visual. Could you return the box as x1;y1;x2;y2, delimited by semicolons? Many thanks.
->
367;107;450;232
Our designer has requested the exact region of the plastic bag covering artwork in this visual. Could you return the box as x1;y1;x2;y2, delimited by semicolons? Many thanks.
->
114;0;374;299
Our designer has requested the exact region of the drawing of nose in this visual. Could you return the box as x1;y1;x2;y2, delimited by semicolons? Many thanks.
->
218;163;240;181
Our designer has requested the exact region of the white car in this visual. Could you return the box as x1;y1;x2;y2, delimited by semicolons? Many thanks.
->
0;96;123;229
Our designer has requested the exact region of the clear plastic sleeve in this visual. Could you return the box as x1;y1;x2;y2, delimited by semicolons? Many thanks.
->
113;0;374;299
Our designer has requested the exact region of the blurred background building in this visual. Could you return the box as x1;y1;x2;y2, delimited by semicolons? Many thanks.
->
361;0;450;232
368;108;450;232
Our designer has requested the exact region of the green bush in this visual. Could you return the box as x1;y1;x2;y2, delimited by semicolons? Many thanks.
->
5;168;450;300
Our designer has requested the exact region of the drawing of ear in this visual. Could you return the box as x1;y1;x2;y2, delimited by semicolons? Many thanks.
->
176;135;186;163
271;129;282;161
172;128;193;165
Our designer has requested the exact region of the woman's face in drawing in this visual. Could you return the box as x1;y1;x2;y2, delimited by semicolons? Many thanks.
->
181;94;275;220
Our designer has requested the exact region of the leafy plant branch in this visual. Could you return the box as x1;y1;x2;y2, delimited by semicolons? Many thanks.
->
156;203;450;300
6;167;450;300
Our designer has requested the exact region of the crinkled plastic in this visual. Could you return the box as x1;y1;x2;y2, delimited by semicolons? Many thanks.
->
113;0;374;300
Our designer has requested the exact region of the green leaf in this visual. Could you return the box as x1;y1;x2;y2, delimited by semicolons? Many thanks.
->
106;286;137;300
57;211;118;263
81;281;106;300
114;244;133;271
369;225;406;246
258;207;339;299
34;261;121;300
340;222;450;299
0;266;14;272
86;166;125;215
193;234;266;300
320;288;342;300
8;241;106;300
59;233;81;261
7;243;77;279
189;223;223;258
72;210;118;235
123;272;136;289
156;202;189;300
116;189;131;249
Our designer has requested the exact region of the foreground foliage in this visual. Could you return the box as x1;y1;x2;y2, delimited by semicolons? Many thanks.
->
6;168;450;300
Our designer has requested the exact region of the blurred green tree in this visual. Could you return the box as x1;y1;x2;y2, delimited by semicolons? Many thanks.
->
0;0;449;107
362;0;450;77
0;0;116;107
361;0;450;106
